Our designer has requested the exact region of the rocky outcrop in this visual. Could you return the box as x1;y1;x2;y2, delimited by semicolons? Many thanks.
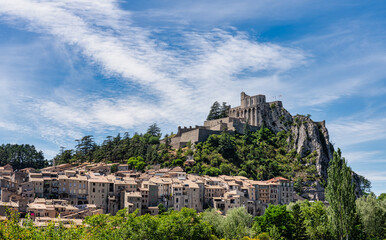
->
288;115;334;180
260;108;365;200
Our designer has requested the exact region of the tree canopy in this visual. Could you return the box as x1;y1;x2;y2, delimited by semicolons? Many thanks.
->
0;144;47;170
206;101;230;120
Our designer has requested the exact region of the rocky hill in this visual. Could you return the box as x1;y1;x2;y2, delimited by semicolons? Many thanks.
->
229;101;365;200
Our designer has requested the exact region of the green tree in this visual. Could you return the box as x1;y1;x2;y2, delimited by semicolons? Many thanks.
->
158;203;166;214
110;163;118;173
207;101;221;120
297;200;330;240
75;135;96;162
379;193;386;201
356;193;386;239
147;123;161;137
290;203;306;240
219;102;230;118
253;204;294;239
0;144;47;169
201;208;225;238
325;149;357;240
223;207;253;240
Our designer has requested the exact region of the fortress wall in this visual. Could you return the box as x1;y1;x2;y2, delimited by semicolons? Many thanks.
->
180;129;200;143
267;101;283;107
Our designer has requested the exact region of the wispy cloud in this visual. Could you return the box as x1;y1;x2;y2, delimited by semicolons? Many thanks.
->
343;151;386;164
328;118;386;146
355;171;386;182
0;0;307;139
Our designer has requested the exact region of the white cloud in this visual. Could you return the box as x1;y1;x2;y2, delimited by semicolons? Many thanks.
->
343;151;386;164
0;0;307;138
355;171;386;182
328;118;386;146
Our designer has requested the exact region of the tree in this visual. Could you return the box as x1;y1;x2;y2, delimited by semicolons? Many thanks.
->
356;193;386;239
110;164;118;173
147;123;161;137
219;102;230;118
0;144;47;169
291;203;306;240
207;101;221;120
253;204;294;239
75;135;96;162
325;149;357;240
295;200;331;240
157;203;166;214
201;208;225;238
222;207;253;239
379;193;386;201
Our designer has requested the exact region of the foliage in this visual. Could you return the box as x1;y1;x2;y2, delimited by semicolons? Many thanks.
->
110;163;118;173
191;128;319;182
207;101;230;120
147;123;161;137
356;193;386;239
379;193;386;201
75;135;97;162
127;156;146;171
287;200;331;240
0;208;212;240
201;207;253;239
253;204;294;239
326;149;357;240
223;207;253;239
0;144;48;169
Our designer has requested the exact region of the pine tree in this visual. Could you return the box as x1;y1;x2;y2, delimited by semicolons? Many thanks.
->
326;149;357;240
219;102;230;118
207;101;221;120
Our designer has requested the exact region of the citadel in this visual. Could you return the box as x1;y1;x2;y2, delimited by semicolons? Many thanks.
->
170;92;291;149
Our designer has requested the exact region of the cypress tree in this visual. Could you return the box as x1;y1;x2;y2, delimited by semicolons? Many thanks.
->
326;149;357;240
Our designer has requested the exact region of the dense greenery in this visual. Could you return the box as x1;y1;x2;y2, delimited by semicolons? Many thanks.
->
51;125;322;188
0;144;48;170
0;142;385;239
189;127;324;185
1;196;384;240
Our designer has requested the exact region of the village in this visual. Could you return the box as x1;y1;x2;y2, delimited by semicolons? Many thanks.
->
0;162;294;225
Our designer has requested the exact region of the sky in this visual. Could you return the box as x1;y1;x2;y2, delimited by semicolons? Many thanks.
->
0;0;385;195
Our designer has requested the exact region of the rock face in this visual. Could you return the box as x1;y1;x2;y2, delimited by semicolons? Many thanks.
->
288;116;334;180
248;102;334;182
260;107;364;200
175;92;365;200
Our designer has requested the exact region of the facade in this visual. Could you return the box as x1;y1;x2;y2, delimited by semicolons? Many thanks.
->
0;162;294;224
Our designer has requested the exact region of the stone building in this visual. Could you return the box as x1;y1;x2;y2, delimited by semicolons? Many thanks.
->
168;92;288;149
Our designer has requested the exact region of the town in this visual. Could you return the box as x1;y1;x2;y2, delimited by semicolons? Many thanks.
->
0;162;293;225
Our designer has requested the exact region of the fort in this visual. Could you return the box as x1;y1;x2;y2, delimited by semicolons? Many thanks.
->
169;92;290;149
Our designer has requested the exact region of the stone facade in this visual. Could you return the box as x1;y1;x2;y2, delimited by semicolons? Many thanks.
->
168;92;290;149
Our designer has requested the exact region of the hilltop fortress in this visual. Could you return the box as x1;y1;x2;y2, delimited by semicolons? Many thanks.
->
170;92;292;149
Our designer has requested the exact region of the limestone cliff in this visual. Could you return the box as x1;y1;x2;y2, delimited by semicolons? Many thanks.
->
256;104;333;180
254;105;364;200
288;116;334;180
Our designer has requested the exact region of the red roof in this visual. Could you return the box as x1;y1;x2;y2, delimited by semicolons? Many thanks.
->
266;177;289;182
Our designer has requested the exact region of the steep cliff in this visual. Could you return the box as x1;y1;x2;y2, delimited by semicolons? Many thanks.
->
256;104;364;200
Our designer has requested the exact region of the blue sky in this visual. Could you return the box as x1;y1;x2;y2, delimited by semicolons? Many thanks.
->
0;0;385;195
